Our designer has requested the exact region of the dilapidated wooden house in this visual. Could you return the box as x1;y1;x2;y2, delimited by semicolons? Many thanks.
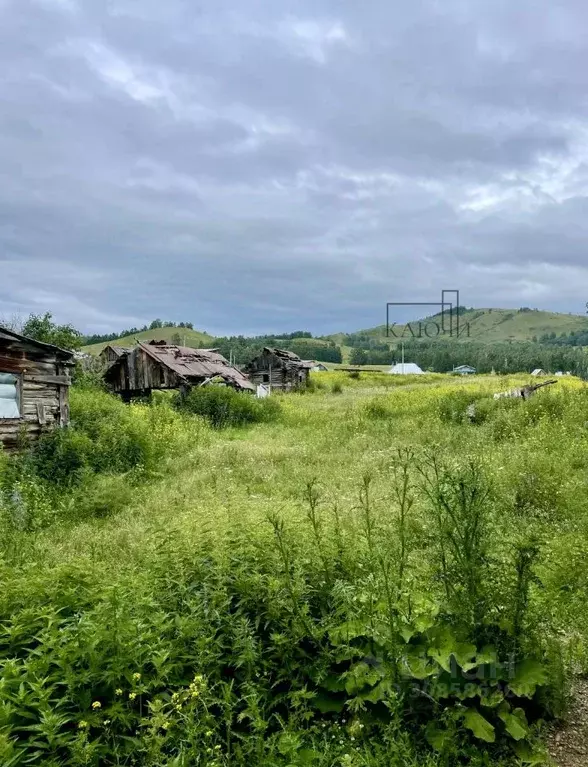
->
0;326;75;450
99;345;132;368
244;347;314;391
104;341;255;399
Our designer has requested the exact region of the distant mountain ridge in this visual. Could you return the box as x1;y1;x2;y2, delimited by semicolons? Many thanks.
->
333;307;588;346
82;307;588;356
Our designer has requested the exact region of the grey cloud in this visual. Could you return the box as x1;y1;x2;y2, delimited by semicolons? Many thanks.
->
1;0;588;335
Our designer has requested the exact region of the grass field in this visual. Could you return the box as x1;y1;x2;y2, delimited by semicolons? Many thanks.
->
1;373;587;766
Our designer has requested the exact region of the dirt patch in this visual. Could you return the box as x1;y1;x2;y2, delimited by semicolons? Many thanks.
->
548;679;588;767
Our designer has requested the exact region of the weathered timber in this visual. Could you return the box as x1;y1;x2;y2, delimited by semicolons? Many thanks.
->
0;327;74;450
104;341;254;399
25;374;71;386
244;348;314;392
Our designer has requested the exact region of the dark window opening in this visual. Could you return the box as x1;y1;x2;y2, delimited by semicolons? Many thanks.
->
262;374;269;383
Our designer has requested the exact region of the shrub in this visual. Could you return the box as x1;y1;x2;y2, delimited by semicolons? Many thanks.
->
331;381;343;394
30;388;197;486
438;390;481;424
175;385;281;428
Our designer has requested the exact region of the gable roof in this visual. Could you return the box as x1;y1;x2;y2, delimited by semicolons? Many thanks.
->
454;364;476;371
138;341;255;390
101;344;132;357
0;325;75;361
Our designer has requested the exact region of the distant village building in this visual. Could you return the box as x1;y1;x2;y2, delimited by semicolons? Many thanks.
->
388;362;424;375
310;362;329;372
104;341;254;400
244;347;314;391
453;365;476;375
0;326;74;450
531;368;547;377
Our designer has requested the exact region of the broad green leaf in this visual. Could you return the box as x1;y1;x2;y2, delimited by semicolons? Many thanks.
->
428;643;454;673
427;627;476;673
344;662;381;695
360;681;389;704
479;688;504;708
508;660;548;697
453;641;477;672
414;612;437;633
513;740;548;764
425;722;452;752
476;645;498;666
499;707;528;741
463;709;495;743
402;651;437;680
399;625;415;643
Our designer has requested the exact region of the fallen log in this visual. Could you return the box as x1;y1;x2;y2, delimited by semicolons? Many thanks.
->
493;379;557;400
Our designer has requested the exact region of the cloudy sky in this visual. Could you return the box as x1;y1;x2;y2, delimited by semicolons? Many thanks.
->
2;0;588;335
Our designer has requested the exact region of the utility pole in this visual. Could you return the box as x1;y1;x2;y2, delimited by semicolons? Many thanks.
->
402;342;405;374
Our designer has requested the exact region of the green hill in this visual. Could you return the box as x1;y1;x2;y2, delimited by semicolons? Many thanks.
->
333;308;588;345
83;308;588;357
83;327;215;355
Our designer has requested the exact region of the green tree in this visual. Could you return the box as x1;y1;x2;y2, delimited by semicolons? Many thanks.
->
350;347;369;365
22;312;82;351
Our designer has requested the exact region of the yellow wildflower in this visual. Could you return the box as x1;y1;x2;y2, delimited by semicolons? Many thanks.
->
133;673;141;681
92;701;102;710
129;692;137;701
115;688;123;696
78;720;88;729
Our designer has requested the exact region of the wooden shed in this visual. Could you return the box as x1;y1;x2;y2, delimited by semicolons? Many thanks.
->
99;345;132;368
244;347;314;391
0;326;74;450
104;340;255;400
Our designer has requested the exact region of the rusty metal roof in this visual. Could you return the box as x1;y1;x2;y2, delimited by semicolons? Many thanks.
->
140;342;255;390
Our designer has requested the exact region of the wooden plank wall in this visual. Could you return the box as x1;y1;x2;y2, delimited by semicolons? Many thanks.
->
109;347;179;393
0;336;71;450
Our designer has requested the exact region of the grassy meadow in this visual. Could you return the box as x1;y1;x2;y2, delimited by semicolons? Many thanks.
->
1;372;587;766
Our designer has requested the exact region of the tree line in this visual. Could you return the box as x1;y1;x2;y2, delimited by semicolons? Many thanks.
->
396;340;588;376
83;319;195;346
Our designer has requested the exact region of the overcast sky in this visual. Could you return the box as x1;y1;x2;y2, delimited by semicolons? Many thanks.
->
2;0;588;335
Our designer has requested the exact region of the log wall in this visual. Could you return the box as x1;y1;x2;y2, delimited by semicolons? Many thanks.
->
0;331;72;450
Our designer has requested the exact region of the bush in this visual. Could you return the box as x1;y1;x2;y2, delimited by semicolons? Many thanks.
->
31;388;198;486
175;385;281;428
331;381;343;394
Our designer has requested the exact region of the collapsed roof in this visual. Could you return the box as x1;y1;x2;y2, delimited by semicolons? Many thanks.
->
137;341;254;391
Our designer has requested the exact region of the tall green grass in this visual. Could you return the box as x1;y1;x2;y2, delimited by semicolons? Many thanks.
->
0;376;586;765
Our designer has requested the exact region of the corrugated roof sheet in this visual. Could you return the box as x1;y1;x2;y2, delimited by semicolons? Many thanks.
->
141;342;255;390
